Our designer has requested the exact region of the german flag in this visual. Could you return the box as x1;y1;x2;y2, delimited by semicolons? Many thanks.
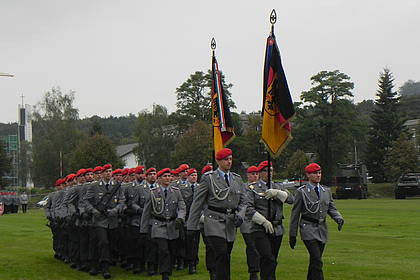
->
211;55;235;154
261;31;295;157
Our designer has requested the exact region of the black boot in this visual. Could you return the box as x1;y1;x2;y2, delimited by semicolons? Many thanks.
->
162;272;170;280
249;272;259;280
102;264;112;279
147;262;156;276
189;263;197;274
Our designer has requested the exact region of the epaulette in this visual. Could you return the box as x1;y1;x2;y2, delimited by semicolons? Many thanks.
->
151;186;159;191
297;185;306;190
171;186;180;190
231;172;240;177
204;170;214;176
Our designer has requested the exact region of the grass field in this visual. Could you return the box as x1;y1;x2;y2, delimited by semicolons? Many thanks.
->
1;198;419;280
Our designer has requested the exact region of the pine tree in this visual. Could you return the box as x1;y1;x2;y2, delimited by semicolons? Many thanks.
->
366;69;405;182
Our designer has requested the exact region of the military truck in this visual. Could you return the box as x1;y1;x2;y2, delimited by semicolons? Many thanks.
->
334;164;368;199
394;173;420;199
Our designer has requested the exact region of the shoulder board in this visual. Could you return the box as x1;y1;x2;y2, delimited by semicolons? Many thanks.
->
171;186;179;190
297;185;306;190
231;172;240;177
204;170;214;176
151;186;159;191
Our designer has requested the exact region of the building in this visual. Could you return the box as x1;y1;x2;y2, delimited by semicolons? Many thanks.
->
18;104;33;143
1;135;18;186
116;143;140;168
404;119;420;159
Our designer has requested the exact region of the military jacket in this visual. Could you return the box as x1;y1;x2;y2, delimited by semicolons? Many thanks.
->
53;189;67;219
290;184;343;243
127;180;151;227
44;191;58;219
240;183;254;234
246;180;294;236
77;182;93;226
178;181;198;222
187;170;247;242
82;180;126;229
140;185;186;240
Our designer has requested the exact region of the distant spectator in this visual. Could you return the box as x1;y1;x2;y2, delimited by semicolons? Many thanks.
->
20;192;29;213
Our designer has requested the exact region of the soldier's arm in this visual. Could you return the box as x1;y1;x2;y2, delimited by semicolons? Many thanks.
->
139;197;152;233
44;193;53;218
236;180;249;220
327;188;343;222
289;189;303;237
176;190;187;221
114;186;127;214
186;174;209;230
244;185;257;220
82;184;98;214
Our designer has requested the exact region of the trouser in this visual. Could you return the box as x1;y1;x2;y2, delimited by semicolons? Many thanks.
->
68;224;80;263
145;231;158;266
200;228;215;273
175;227;186;266
154;238;177;274
185;228;200;265
126;225;145;266
93;227;118;266
78;226;89;265
252;231;282;280
242;232;260;273
206;236;234;280
88;226;98;265
22;204;27;213
303;240;326;280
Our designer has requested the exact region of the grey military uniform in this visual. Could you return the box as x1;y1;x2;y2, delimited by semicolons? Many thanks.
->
246;180;294;236
140;185;186;240
82;180;126;229
187;170;247;242
127;180;151;227
290;184;343;243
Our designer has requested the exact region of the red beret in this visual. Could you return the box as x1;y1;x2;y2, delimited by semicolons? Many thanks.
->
171;168;179;175
157;168;171;177
93;166;103;173
257;161;272;171
128;168;136;175
55;179;62;186
178;164;190;172
76;169;87;177
112;169;122;175
121;169;129;176
85;168;94;173
102;163;112;170
247;166;259;173
216;148;233;160
201;164;213;174
305;163;321;173
145;167;156;175
66;174;76;182
135;166;144;174
187;168;197;176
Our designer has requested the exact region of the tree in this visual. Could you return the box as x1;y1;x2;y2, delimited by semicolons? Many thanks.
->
383;133;418;182
89;118;103;136
0;138;12;187
175;70;235;128
31;87;82;187
69;134;124;171
135;105;177;169
299;70;358;182
399;80;420;119
367;69;405;182
283;150;310;179
171;121;212;169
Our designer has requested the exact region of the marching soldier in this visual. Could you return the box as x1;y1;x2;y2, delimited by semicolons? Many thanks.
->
246;161;294;280
187;148;247;280
140;168;186;280
241;166;261;280
82;164;126;279
289;163;344;280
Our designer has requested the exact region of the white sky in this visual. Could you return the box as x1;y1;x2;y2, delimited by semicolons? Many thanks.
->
1;0;419;123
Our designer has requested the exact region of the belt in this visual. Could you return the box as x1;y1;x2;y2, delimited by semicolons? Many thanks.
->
208;205;237;214
152;215;175;222
302;216;325;224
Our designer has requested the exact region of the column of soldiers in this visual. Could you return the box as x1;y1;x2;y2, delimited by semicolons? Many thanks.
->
44;149;345;280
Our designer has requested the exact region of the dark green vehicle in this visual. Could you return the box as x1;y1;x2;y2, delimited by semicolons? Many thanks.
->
395;173;420;199
334;164;368;199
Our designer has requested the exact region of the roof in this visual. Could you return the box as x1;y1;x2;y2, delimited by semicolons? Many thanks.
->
116;143;139;157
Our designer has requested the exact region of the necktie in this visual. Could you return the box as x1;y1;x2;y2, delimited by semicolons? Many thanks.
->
224;174;230;187
191;184;195;193
150;184;154;189
164;188;168;198
314;186;320;198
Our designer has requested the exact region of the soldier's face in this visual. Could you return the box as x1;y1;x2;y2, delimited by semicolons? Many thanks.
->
259;167;273;182
146;172;157;183
247;172;259;183
179;170;188;180
217;156;233;172
103;169;112;180
160;173;172;186
85;172;94;182
307;171;322;183
188;173;198;183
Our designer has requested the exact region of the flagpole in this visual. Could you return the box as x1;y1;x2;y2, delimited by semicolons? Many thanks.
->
211;38;216;170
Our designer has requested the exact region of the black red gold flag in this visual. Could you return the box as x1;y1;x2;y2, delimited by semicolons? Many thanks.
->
211;55;235;154
261;31;295;157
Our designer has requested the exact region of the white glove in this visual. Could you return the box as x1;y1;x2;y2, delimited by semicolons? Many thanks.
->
265;189;288;202
252;211;274;234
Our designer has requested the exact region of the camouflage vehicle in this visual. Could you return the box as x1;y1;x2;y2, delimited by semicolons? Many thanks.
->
334;164;368;199
395;173;420;199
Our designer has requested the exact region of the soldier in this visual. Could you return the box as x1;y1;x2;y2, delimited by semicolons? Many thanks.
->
187;148;247;280
240;165;261;280
45;179;63;260
289;163;344;280
20;192;29;213
246;161;294;280
82;163;126;279
140;168;186;280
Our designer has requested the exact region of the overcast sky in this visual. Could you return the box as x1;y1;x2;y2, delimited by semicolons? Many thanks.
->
1;0;419;123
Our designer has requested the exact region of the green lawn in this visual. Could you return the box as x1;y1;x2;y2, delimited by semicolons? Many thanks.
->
1;198;419;280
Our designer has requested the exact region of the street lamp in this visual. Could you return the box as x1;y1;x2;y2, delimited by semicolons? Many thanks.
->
0;72;14;77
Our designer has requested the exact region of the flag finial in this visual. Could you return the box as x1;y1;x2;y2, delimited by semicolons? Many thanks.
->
270;9;277;25
211;38;216;50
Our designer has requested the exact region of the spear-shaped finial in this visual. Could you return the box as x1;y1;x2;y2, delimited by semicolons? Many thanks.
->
270;9;277;25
